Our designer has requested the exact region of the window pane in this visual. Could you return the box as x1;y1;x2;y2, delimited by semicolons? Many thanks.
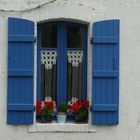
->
67;51;83;101
40;51;57;101
67;26;83;48
41;25;57;48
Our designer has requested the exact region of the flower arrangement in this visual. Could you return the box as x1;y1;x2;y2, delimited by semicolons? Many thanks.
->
57;102;68;123
36;97;56;123
68;97;89;123
36;97;89;123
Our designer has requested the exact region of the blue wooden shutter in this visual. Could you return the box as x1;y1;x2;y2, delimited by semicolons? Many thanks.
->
7;17;34;124
91;20;119;125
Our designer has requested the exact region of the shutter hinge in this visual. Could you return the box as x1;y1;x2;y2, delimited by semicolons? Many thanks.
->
34;36;37;43
34;105;36;112
90;105;93;112
90;37;93;44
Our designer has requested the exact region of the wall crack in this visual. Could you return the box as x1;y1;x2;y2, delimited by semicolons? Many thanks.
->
0;0;57;12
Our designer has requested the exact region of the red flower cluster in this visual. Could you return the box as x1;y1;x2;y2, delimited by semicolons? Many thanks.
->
69;100;89;113
36;101;42;115
36;101;55;115
82;101;89;108
44;101;54;109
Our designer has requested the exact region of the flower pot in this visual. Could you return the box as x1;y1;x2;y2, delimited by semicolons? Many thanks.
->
36;115;41;122
57;112;66;123
74;115;87;123
41;114;52;123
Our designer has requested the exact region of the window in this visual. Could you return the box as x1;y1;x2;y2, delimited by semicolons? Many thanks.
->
7;17;119;127
40;24;57;100
37;22;87;123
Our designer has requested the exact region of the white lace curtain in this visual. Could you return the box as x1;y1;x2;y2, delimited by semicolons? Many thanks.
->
40;50;83;101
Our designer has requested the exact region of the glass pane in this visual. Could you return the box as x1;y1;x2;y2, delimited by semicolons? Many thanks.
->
67;26;83;48
41;25;57;48
67;51;83;101
40;51;57;101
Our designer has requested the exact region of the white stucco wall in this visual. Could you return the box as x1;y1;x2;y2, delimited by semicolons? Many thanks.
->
0;0;140;140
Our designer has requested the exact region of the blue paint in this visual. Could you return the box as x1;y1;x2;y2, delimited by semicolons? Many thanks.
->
90;104;118;111
8;69;33;76
7;17;34;124
83;26;88;100
8;104;35;111
93;36;118;43
37;25;41;101
93;70;118;77
8;35;34;42
57;23;67;104
92;19;119;125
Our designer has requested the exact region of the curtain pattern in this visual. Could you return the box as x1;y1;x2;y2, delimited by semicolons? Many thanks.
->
40;50;83;101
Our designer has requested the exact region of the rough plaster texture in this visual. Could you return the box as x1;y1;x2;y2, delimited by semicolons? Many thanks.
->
0;0;140;140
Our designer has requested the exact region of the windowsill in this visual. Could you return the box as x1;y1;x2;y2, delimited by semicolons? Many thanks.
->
28;122;96;133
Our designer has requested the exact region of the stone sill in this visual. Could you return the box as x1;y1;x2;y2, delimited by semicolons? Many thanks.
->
28;122;96;133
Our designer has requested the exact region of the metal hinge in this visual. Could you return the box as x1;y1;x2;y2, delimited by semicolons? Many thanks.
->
34;36;37;43
34;105;36;112
90;37;93;44
90;105;93;112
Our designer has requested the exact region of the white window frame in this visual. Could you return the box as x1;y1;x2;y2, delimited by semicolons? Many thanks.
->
28;21;96;133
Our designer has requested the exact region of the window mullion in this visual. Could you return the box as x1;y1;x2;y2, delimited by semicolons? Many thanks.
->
57;23;67;105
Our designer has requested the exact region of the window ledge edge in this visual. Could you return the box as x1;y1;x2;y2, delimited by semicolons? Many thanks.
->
28;123;96;133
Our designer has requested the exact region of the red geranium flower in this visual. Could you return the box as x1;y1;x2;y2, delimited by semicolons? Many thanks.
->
36;101;42;115
45;101;54;109
70;103;79;113
83;101;89;108
68;99;89;115
76;100;83;107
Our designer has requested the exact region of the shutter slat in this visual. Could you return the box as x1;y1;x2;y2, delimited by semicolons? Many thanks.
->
92;19;119;125
91;104;118;111
7;17;34;125
93;36;118;43
8;104;35;111
8;35;34;42
8;69;33;76
93;70;118;77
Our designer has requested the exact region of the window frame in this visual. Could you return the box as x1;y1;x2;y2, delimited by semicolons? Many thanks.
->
28;21;95;132
37;21;88;103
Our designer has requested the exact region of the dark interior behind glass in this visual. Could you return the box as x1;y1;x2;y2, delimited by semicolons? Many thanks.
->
41;25;57;48
67;26;83;48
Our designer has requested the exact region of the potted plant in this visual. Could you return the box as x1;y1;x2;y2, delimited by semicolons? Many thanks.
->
57;102;68;123
36;99;56;123
68;98;89;123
